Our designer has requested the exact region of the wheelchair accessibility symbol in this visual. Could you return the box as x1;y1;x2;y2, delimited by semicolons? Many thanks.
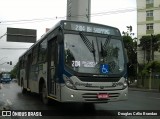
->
100;64;109;74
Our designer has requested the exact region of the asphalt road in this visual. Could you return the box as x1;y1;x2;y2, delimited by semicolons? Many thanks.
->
0;82;160;119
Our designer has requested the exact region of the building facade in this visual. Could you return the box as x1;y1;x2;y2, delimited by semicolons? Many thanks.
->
137;0;160;64
67;0;91;22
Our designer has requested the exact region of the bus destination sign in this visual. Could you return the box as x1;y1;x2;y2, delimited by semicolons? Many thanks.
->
63;22;120;36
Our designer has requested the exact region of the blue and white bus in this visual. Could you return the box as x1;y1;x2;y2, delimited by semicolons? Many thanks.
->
18;20;128;104
1;73;11;83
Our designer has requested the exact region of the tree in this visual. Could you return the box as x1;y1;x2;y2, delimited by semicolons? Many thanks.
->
138;34;160;63
122;35;137;65
122;28;137;82
138;35;160;88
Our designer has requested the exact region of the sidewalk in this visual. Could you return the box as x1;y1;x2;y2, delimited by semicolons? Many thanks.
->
129;87;160;93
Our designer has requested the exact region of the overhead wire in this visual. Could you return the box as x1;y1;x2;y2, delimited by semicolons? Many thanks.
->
0;33;6;39
0;8;136;25
0;8;136;50
0;48;28;50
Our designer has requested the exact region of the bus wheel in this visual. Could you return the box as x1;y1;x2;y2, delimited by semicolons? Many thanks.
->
41;83;49;105
21;81;27;94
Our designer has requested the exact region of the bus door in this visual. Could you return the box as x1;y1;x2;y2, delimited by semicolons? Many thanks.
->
26;54;32;89
48;37;58;96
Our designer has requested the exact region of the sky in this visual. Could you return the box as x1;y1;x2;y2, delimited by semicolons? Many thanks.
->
0;0;137;72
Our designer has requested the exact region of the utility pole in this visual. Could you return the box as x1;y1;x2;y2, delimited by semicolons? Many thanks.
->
149;34;153;90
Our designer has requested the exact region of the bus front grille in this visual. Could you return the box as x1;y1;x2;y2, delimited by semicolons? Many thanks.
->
82;93;120;102
78;76;120;82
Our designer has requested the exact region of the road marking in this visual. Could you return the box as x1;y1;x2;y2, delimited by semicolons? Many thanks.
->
149;97;160;100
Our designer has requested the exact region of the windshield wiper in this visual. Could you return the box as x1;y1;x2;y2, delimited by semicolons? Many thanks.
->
103;35;111;49
91;40;96;62
79;32;96;62
100;35;111;58
100;41;104;58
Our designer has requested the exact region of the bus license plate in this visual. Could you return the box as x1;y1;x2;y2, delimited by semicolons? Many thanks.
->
97;94;109;99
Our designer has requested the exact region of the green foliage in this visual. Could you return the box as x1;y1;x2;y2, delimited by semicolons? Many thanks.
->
122;35;137;64
128;64;137;77
150;61;160;72
123;36;133;46
140;61;160;76
138;34;160;62
122;33;137;79
139;35;160;51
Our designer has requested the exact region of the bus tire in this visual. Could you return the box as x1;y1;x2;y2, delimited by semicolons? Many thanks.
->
41;83;49;105
21;80;27;94
22;88;27;94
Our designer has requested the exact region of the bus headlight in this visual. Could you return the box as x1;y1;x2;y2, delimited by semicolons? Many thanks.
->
63;75;76;90
122;80;128;89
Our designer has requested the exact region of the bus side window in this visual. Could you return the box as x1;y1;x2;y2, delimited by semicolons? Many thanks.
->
32;45;38;65
50;37;57;66
38;38;47;63
21;56;25;69
20;60;22;69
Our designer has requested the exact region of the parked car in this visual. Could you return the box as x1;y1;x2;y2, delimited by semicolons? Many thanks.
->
12;78;17;83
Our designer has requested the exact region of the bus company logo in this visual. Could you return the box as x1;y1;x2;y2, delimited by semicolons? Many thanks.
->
112;82;123;87
74;82;92;87
2;111;11;116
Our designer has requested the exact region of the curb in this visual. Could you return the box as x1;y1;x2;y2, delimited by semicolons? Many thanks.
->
129;87;160;93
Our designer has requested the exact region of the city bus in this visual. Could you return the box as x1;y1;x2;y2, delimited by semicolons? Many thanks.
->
17;20;128;104
0;73;11;83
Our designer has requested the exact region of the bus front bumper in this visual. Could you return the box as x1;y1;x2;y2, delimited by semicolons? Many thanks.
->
60;86;128;103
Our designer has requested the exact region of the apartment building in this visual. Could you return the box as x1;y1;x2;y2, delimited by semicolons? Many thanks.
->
137;0;160;64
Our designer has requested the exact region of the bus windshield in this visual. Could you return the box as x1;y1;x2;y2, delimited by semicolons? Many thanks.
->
64;33;125;75
2;73;11;78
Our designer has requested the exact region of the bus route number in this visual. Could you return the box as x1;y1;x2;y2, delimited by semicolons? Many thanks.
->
75;25;85;31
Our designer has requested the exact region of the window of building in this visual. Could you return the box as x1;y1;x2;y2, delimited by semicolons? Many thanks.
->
146;10;154;21
146;0;154;4
146;23;154;30
146;10;153;17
